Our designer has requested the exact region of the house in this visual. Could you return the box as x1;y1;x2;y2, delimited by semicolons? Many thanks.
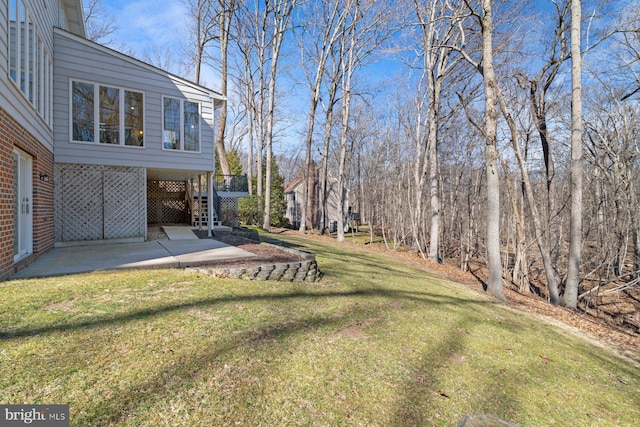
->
0;0;246;280
284;168;349;232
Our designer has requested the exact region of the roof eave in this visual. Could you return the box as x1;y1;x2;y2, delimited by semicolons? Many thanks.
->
53;28;225;100
62;0;87;38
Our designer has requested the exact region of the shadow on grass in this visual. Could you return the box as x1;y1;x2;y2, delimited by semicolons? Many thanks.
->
391;315;521;426
72;288;526;426
262;233;459;283
0;287;501;341
74;311;350;425
60;287;496;425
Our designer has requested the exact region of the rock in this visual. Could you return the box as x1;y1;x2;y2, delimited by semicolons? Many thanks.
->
457;414;517;427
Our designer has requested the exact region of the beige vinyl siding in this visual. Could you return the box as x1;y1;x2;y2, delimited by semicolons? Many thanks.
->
53;29;219;172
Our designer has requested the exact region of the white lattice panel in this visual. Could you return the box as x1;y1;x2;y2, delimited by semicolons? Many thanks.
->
55;164;146;242
220;197;239;227
147;180;186;224
61;165;103;241
104;170;144;239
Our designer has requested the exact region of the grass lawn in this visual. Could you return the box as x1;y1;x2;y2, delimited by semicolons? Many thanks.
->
1;232;638;426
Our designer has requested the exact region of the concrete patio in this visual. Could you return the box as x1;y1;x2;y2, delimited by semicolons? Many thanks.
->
11;227;256;279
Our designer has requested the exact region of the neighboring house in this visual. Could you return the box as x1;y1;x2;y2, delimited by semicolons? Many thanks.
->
284;168;349;232
0;0;245;279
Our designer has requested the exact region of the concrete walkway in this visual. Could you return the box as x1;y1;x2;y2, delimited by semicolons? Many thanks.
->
10;238;257;279
162;226;199;240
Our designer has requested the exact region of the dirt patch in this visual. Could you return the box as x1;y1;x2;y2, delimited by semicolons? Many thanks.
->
193;230;307;270
147;226;306;270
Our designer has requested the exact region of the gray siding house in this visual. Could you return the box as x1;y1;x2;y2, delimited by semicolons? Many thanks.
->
52;28;226;244
284;170;349;232
0;0;242;278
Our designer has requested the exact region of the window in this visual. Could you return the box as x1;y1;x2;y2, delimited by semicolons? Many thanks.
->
19;3;26;94
100;86;120;144
27;12;34;103
163;98;180;150
184;101;200;151
72;81;94;142
7;0;53;125
163;97;200;152
8;1;17;81
71;80;144;147
124;91;144;146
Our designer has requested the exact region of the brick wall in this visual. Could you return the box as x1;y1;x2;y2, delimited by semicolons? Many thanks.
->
0;108;54;280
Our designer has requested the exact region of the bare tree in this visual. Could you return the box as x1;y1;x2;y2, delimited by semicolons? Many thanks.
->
83;0;118;44
213;0;237;177
184;0;236;176
519;0;570;280
318;44;343;233
412;0;462;262
185;0;217;84
335;0;396;242
452;0;504;299
263;0;298;230
562;0;583;308
296;0;352;233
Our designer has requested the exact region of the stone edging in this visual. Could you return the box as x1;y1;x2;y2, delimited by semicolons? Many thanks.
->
186;243;322;282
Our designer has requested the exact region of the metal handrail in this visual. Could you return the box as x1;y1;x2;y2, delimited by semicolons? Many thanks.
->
213;174;248;193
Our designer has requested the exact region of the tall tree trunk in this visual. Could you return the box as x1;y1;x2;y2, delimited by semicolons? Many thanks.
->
262;0;297;230
481;0;504;299
318;73;339;232
336;81;351;242
336;11;357;243
427;71;442;262
299;65;323;233
500;159;530;293
214;0;234;177
563;0;582;309
245;57;254;195
497;90;560;303
298;1;349;233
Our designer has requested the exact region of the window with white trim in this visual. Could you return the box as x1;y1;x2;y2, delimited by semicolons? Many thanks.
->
163;96;200;152
71;80;144;147
7;0;53;125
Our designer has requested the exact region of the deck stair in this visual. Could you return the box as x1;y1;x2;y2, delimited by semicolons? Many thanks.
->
193;191;223;228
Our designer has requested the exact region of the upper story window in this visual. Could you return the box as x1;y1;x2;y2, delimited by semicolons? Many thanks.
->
163;96;200;152
71;80;144;147
7;0;53;125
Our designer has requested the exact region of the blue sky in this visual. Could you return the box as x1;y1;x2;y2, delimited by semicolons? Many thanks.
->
95;0;627;166
100;0;222;87
102;0;187;51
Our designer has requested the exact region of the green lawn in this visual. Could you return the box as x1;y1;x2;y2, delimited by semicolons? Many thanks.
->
0;232;638;426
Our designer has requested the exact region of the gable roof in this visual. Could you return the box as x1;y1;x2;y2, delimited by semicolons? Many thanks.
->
53;27;225;101
284;175;304;193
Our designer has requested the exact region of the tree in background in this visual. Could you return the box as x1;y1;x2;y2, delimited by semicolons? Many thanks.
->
239;155;287;227
83;0;118;44
184;0;236;176
215;148;243;176
562;0;583;309
295;0;352;234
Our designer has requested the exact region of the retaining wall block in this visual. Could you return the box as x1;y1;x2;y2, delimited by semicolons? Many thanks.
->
186;244;322;282
241;268;259;280
228;267;246;279
269;266;287;281
281;268;297;281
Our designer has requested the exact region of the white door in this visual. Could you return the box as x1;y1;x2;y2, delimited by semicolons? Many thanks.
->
14;149;33;262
